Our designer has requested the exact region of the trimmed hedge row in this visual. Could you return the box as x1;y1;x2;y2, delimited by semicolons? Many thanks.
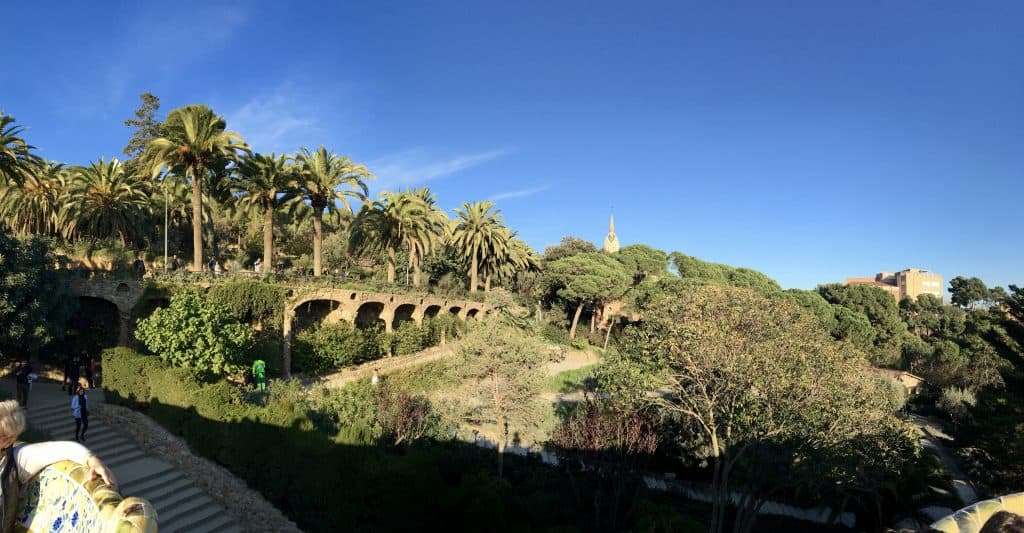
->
101;347;593;532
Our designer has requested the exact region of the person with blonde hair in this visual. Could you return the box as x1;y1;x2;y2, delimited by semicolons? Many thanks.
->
0;399;116;530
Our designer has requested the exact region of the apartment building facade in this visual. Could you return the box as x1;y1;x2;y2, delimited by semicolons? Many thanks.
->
845;268;942;301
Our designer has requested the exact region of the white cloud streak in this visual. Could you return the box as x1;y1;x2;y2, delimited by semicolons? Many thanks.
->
225;83;327;153
487;184;551;201
369;148;510;191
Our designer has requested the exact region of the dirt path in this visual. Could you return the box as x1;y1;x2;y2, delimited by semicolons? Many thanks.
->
307;343;460;389
909;413;979;506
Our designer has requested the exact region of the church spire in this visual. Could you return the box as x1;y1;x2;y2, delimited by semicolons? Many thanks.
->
603;213;619;253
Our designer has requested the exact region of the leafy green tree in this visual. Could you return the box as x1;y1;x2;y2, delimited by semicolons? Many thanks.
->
0;161;68;237
669;252;780;295
818;283;907;366
295;146;373;276
605;284;913;533
231;152;298;272
135;289;255;380
61;158;152;245
144;105;247;271
122;92;162;160
780;289;838;332
450;201;506;293
543;236;596;263
949;276;991;310
0;113;42;185
616;244;668;283
544;251;631;339
0;228;76;359
403;187;449;287
458;324;547;477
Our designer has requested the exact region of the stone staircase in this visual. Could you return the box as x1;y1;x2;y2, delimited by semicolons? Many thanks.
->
22;381;242;533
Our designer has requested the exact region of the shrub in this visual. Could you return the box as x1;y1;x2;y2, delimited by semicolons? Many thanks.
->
293;322;365;373
392;322;429;356
135;289;255;381
207;278;287;329
937;386;977;423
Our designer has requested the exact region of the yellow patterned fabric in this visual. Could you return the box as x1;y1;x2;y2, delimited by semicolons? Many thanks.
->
12;460;157;532
930;492;1024;533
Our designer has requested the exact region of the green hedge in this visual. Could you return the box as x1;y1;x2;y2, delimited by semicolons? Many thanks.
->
101;346;662;532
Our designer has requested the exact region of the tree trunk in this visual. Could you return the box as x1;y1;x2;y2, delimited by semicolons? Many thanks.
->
497;414;507;478
413;262;422;287
603;323;613;350
263;206;274;273
312;211;323;276
590;312;596;334
469;253;478;293
484;272;492;292
191;175;203;272
387;247;396;284
569;303;584;339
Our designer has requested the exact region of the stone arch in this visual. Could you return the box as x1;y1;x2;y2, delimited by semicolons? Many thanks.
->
392;304;417;330
423;305;442;319
449;306;462;316
466;308;480;319
355;301;386;329
70;296;122;351
292;299;346;330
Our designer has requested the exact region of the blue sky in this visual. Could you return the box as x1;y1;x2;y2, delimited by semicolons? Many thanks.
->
3;1;1022;290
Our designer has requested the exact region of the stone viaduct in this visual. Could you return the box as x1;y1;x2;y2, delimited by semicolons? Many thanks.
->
67;278;490;367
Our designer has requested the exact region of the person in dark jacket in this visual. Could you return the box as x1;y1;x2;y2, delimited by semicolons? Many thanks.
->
13;360;32;408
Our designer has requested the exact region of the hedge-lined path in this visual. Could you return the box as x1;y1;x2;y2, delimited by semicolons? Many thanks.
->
5;378;243;533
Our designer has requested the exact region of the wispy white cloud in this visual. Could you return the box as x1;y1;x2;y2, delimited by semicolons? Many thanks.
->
225;83;326;153
369;148;511;191
488;184;552;201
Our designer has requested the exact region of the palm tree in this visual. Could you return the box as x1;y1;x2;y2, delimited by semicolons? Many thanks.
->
295;146;373;276
143;105;247;271
61;158;152;244
478;226;512;293
231;152;298;273
0;161;68;236
490;236;539;291
0;113;42;185
404;187;448;286
450;201;507;293
349;191;422;284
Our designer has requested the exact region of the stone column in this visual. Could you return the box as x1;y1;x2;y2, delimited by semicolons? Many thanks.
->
411;306;425;326
117;310;133;347
381;305;396;334
281;309;294;378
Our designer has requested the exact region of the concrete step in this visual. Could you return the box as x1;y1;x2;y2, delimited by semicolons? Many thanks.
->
160;498;224;533
119;466;180;494
147;484;205;514
168;503;239;533
134;476;194;505
107;448;149;468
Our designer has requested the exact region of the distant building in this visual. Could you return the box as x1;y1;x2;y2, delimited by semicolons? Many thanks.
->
845;268;942;301
603;214;620;253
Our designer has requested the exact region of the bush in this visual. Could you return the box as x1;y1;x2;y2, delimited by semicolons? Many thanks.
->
937;386;977;424
293;322;366;373
134;289;254;381
392;322;429;356
207;278;287;329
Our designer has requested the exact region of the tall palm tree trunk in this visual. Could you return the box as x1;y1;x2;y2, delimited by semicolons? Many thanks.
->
313;210;323;276
413;262;422;287
387;247;396;284
263;206;274;273
484;272;492;293
469;252;479;293
191;175;203;272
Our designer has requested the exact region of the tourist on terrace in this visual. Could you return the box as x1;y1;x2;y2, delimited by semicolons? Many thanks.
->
71;385;90;443
0;399;116;529
13;361;33;408
132;255;146;279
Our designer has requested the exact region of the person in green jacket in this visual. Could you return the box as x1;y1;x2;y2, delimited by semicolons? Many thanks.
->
252;359;267;391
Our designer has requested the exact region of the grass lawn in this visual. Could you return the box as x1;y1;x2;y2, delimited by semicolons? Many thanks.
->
543;363;598;393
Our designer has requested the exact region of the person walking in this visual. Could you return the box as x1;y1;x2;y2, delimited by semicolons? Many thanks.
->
132;255;146;279
71;384;89;442
371;368;380;387
61;352;75;392
252;359;267;391
13;360;33;408
82;352;95;389
68;352;82;397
